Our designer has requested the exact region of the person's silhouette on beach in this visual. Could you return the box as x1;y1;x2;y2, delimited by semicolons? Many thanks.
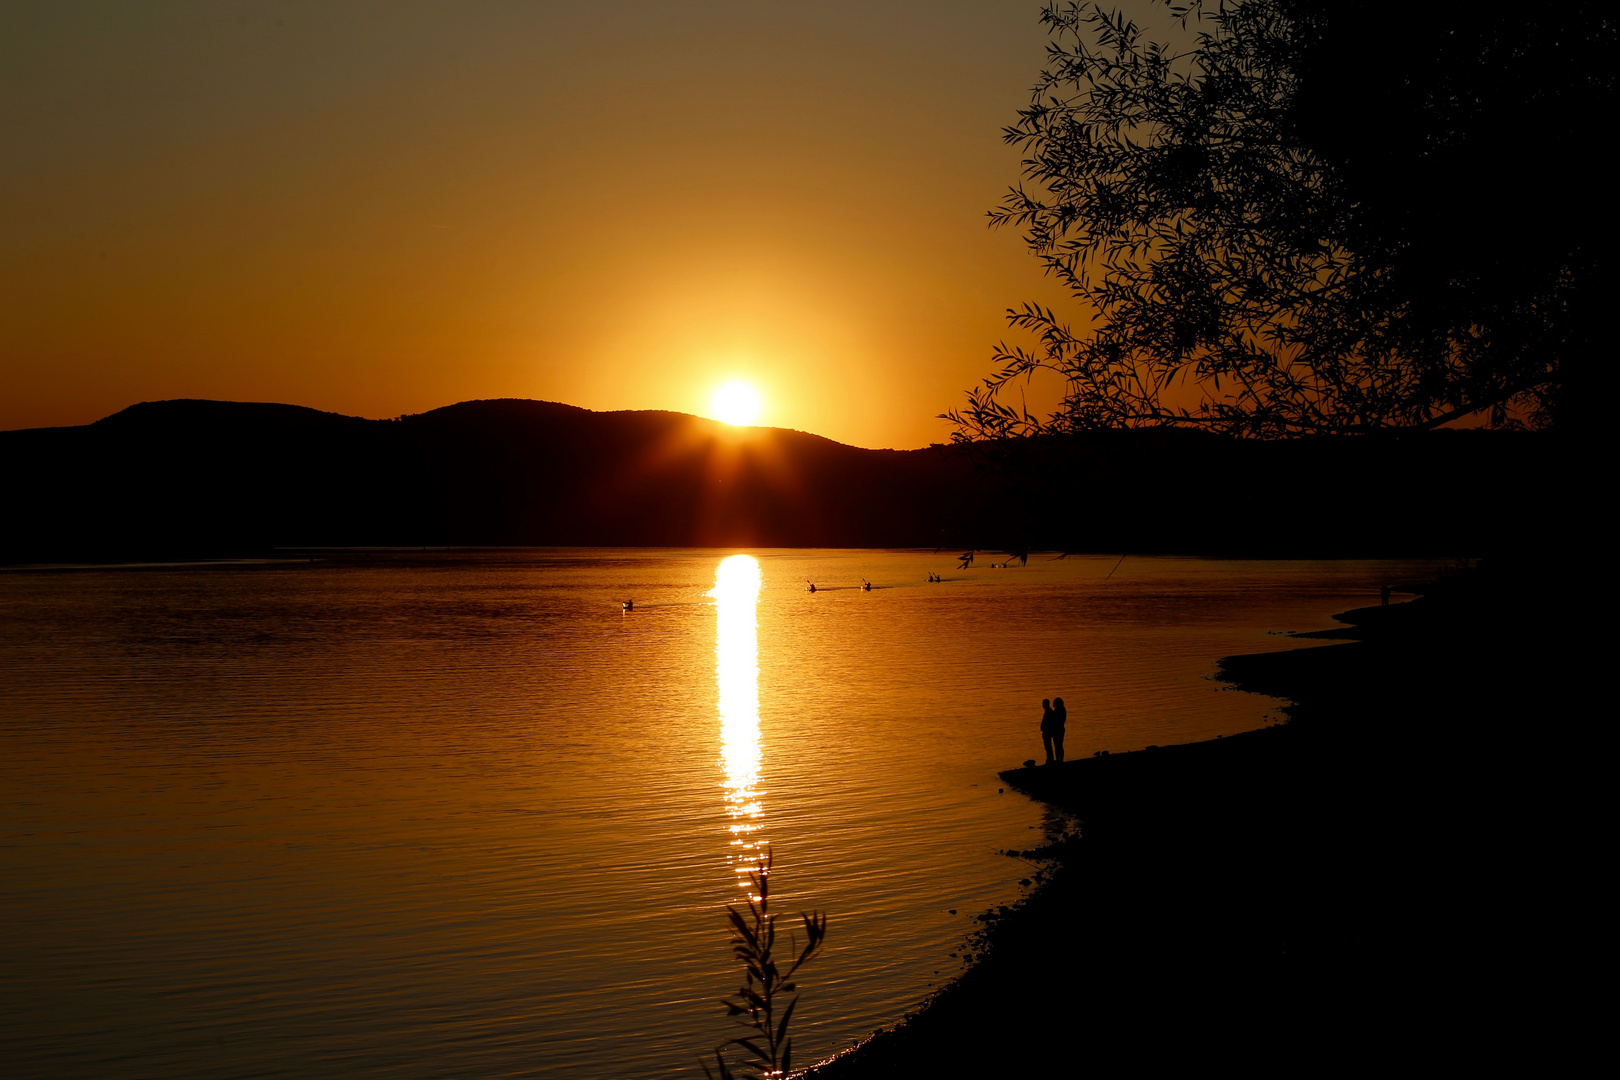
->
1050;697;1067;763
1040;698;1056;765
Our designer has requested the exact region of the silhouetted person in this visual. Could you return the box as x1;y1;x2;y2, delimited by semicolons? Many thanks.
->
1381;584;1391;606
1040;699;1056;765
1050;697;1067;763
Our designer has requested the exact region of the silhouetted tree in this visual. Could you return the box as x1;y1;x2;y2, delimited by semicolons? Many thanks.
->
950;1;1614;439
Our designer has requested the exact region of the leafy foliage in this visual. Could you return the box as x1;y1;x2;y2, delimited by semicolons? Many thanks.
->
950;1;1614;438
703;852;828;1080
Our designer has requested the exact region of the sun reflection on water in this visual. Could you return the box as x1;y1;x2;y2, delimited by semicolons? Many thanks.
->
711;554;764;891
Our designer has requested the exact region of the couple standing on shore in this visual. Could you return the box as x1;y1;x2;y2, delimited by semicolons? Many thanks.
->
1040;697;1067;765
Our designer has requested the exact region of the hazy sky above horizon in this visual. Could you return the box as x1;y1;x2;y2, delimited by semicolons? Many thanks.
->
2;1;1171;448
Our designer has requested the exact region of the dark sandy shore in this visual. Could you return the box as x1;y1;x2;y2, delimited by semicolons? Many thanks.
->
807;564;1584;1076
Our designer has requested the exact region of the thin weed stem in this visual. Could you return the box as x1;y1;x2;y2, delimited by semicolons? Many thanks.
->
702;850;828;1080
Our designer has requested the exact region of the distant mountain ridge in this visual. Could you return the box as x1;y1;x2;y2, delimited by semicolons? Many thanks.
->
2;398;1553;562
3;399;965;561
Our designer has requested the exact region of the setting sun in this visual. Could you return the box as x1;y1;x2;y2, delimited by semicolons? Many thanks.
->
710;381;763;426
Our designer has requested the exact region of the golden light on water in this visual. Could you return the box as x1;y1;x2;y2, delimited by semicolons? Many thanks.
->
711;554;764;888
710;381;763;426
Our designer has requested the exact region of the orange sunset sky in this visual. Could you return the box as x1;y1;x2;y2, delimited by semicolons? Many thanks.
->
0;2;1188;449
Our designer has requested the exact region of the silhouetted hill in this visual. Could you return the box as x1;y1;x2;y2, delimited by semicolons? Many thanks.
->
1;398;1559;562
2;399;966;560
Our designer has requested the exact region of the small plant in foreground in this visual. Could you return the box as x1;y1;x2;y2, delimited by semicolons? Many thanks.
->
702;850;828;1080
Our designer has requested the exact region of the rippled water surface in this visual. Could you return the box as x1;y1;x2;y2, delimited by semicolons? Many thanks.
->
0;550;1429;1077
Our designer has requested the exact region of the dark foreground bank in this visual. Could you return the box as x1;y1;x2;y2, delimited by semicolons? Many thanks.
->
807;564;1587;1076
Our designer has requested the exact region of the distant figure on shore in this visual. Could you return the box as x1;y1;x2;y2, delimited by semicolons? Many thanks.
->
1051;697;1067;763
1040;699;1056;765
1380;584;1391;606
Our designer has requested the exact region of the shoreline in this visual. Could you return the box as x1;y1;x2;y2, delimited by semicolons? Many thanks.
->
808;565;1574;1074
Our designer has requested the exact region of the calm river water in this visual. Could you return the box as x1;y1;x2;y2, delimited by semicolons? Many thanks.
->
0;550;1429;1077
